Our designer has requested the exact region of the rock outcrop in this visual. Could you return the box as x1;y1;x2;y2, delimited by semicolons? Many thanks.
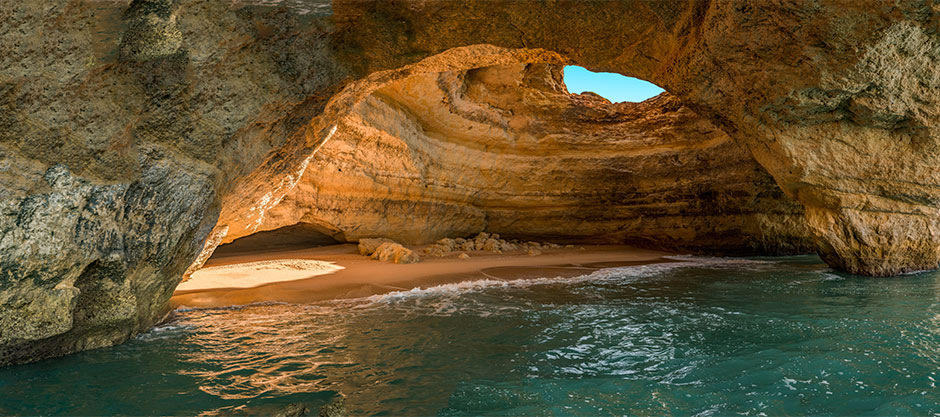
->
0;0;344;365
3;0;940;365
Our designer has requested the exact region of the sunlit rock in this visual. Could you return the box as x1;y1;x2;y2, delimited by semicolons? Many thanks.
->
370;242;420;264
249;64;812;254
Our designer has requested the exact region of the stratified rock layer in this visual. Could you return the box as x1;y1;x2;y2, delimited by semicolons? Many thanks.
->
253;64;812;255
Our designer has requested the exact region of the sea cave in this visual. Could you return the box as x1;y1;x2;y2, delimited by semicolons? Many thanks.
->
1;0;939;415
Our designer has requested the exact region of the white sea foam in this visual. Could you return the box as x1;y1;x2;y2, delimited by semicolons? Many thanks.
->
819;271;846;281
173;300;289;313
136;322;194;340
357;256;776;305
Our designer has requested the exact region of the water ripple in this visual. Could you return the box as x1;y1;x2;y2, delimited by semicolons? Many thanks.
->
1;255;938;415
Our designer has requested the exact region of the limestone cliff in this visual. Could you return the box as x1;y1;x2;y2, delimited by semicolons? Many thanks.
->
251;64;812;255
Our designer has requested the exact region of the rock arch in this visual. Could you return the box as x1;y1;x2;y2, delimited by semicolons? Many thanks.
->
2;0;940;365
218;61;812;256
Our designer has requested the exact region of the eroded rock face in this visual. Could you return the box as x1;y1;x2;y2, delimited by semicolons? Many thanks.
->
119;0;183;61
251;64;813;255
0;149;216;364
0;0;345;365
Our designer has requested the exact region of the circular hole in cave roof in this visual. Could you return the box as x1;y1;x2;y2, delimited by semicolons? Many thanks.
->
563;65;665;103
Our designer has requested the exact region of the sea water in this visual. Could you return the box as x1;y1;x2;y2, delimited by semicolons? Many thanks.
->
1;256;938;415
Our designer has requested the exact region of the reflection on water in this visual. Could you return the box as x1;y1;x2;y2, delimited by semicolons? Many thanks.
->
1;256;939;415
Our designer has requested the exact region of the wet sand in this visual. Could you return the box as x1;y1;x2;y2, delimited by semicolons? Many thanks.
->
175;259;345;292
170;244;674;309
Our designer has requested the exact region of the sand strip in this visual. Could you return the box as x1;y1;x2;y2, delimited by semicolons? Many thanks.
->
171;244;673;309
175;259;344;292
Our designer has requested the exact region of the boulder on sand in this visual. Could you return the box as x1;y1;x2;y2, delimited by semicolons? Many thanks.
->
371;242;421;264
358;238;394;256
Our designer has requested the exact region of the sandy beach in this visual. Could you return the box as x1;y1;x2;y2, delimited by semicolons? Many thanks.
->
171;243;673;309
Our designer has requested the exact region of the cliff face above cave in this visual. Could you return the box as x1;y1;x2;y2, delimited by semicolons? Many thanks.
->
248;63;812;254
3;0;940;365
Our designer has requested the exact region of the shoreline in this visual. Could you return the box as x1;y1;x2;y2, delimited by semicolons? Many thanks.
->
170;244;674;309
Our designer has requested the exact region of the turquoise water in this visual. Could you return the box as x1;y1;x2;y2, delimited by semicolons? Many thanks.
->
1;256;939;415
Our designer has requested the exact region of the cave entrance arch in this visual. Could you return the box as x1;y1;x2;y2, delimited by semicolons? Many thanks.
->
190;45;813;278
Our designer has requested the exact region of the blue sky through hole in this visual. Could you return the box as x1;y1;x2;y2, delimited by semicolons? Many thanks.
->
563;66;665;103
